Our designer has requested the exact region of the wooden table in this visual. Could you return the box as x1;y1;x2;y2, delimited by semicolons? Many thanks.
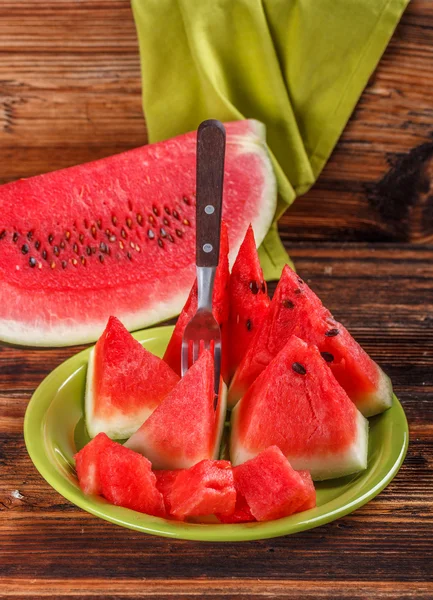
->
1;1;432;598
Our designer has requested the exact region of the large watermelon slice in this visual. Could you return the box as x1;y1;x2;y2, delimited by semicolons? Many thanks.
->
85;316;179;439
230;336;369;480
125;351;227;469
163;222;230;379
233;446;316;521
227;224;270;379
0;120;276;347
228;265;393;417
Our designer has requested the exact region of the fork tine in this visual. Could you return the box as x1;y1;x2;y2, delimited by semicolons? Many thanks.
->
181;339;190;377
213;339;222;403
192;342;199;364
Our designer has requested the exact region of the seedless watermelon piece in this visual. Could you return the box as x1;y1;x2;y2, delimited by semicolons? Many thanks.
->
74;432;117;495
233;446;316;522
0;120;276;347
231;336;369;480
85;316;180;439
99;443;165;517
168;460;236;519
229;264;392;417
163;222;230;380
125;351;227;469
154;469;182;516
216;493;256;524
227;225;270;380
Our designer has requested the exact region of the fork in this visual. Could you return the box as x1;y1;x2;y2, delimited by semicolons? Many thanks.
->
181;119;226;397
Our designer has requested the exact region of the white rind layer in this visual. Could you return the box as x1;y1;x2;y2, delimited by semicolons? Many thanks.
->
125;383;228;470
230;406;369;482
356;367;393;417
0;120;277;348
85;346;153;440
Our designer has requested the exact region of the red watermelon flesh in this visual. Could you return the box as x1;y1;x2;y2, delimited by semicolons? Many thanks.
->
230;336;369;480
0;120;277;347
228;264;393;417
99;442;165;517
85;316;179;439
163;222;230;380
74;432;117;495
216;493;256;524
233;446;316;522
168;460;236;520
227;224;270;380
154;469;182;516
125;351;227;469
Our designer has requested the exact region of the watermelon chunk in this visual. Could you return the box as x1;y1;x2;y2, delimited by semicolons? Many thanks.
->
227;225;270;379
228;265;393;417
154;469;182;516
233;446;316;521
230;336;369;480
0;120;276;347
99;443;165;517
168;460;236;520
216;493;256;524
125;351;227;469
74;432;117;495
85;316;179;439
163;222;230;380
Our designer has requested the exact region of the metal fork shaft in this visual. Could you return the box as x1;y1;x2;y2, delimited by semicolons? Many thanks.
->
197;266;216;311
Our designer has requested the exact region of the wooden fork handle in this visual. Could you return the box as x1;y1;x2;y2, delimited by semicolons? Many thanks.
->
196;120;226;267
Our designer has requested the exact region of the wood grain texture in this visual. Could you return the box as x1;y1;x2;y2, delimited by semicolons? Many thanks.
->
0;0;432;598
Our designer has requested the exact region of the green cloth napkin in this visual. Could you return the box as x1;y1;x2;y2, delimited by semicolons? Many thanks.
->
132;0;409;279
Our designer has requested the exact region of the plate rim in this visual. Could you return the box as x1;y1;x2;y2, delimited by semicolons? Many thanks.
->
24;325;409;542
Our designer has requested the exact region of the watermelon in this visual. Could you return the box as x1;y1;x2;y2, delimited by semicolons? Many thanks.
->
230;336;369;480
216;492;256;524
227;225;270;379
168;460;236;520
0;120;276;347
163;222;230;379
154;469;181;516
74;432;117;495
228;265;393;417
85;316;179;439
125;351;227;469
99;443;165;517
232;446;316;521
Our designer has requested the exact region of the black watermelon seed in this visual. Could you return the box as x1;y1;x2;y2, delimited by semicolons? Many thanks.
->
168;234;174;243
321;352;334;363
183;195;190;205
109;235;116;243
261;281;267;293
99;242;107;253
105;229;111;236
294;288;301;295
86;246;92;256
325;328;340;337
48;234;54;244
91;226;97;239
50;261;56;269
92;247;96;254
126;217;133;229
53;246;60;256
42;250;47;260
163;217;170;226
164;206;171;215
21;244;29;255
59;240;65;249
83;219;89;229
282;299;295;309
160;228;167;238
246;319;252;331
61;260;67;269
99;254;104;263
35;240;41;250
147;229;155;239
72;258;78;266
112;215;118;226
175;229;183;238
79;233;84;244
292;362;306;375
81;256;86;266
158;238;164;248
29;257;37;268
12;232;19;243
0;230;6;240
73;243;79;254
148;214;156;225
65;231;71;241
183;218;190;226
136;213;142;225
249;281;260;295
97;219;102;229
297;277;303;285
121;228;127;239
27;231;33;240
152;205;160;216
172;210;179;220
126;251;132;260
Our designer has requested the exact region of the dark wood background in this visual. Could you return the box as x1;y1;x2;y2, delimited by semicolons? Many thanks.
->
1;1;432;598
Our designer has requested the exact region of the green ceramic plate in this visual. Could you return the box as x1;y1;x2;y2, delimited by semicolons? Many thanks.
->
24;325;408;542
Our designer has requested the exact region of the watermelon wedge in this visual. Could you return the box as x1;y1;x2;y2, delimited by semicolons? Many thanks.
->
227;225;270;379
233;446;316;521
168;460;236;520
163;222;230;380
228;265;393;417
230;336;369;480
0;120;276;347
85;316;179;439
74;432;117;496
154;469;182;516
125;351;227;469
